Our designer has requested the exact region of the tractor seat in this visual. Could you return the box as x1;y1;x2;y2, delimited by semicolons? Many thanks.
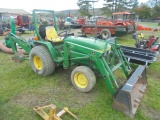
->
45;26;64;42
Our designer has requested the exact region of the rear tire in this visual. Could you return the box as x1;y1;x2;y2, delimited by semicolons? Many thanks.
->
29;46;55;76
100;29;111;40
127;24;134;33
71;66;96;92
133;24;137;33
158;45;160;52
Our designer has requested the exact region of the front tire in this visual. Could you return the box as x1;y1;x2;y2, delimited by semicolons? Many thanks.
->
71;66;96;92
29;46;55;76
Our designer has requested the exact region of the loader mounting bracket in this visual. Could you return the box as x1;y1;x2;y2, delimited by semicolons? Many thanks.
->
33;104;78;120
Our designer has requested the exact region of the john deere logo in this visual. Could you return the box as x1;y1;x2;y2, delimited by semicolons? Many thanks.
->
70;45;74;48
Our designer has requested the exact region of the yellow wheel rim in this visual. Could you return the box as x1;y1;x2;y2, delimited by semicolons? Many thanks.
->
74;72;88;88
33;55;43;70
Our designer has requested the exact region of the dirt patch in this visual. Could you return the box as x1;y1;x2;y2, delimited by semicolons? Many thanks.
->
48;81;98;108
11;92;47;108
12;67;99;109
11;82;98;109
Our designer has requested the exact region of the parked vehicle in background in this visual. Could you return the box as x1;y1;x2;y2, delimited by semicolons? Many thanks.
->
132;33;160;51
73;17;86;28
15;15;34;33
0;13;10;36
112;12;137;32
81;12;137;39
0;13;35;35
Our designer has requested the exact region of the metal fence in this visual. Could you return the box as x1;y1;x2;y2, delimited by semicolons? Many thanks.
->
137;19;160;23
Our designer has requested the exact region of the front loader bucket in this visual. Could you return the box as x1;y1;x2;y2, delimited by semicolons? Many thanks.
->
113;65;147;118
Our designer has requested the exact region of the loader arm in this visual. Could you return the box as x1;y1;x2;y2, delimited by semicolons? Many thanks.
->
63;39;131;95
63;41;117;94
63;37;147;118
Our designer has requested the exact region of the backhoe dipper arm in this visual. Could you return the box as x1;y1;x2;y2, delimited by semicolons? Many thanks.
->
8;32;32;54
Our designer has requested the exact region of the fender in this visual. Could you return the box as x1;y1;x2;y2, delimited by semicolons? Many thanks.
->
33;41;61;62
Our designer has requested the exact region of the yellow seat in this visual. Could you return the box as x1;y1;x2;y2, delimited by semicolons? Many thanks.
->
46;26;63;42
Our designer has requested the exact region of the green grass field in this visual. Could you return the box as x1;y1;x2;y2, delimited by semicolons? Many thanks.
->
0;36;5;40
137;22;160;28
0;30;160;120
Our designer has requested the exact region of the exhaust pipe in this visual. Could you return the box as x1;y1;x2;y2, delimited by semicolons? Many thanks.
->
113;65;147;118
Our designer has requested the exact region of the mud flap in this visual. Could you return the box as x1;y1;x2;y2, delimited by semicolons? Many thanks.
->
113;65;147;118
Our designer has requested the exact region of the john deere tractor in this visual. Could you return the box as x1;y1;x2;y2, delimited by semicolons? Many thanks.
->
8;9;147;118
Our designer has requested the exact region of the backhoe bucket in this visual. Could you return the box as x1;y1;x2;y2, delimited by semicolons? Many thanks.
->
113;65;147;118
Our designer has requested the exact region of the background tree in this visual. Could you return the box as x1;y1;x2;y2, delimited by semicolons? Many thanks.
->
77;0;92;16
77;0;160;19
100;5;112;16
152;5;160;18
77;0;88;17
146;0;160;8
146;0;160;19
132;0;139;10
135;4;152;19
101;0;137;16
77;0;98;17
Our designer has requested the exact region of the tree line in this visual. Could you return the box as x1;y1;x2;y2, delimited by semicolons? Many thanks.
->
77;0;160;19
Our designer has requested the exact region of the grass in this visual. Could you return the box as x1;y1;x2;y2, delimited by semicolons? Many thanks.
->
137;22;160;28
0;36;4;40
0;30;160;120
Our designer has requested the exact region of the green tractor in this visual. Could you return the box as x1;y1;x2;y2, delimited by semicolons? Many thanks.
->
8;9;147;118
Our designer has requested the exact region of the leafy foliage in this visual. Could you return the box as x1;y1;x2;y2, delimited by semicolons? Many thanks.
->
77;0;99;17
135;4;152;19
100;6;112;16
101;0;138;16
152;5;160;18
77;0;92;17
146;0;160;8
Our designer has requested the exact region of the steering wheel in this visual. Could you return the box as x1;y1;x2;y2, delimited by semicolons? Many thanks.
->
58;29;73;37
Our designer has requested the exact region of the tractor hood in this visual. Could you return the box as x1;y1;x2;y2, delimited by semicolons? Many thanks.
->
64;36;111;51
